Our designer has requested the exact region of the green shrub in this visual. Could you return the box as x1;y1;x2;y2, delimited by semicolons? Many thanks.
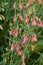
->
0;0;43;65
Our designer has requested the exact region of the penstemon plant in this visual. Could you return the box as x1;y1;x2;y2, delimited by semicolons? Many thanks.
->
0;0;43;65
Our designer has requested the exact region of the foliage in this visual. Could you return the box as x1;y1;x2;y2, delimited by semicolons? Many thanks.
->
0;0;43;65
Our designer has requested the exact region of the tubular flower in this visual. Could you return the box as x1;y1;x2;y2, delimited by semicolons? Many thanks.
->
11;43;15;51
26;2;31;9
31;34;37;43
38;20;43;27
31;19;36;26
19;14;23;21
15;44;20;51
19;3;23;10
22;35;28;47
9;29;18;37
25;16;29;23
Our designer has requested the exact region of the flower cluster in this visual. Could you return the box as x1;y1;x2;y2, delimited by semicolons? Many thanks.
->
0;0;43;65
9;0;43;65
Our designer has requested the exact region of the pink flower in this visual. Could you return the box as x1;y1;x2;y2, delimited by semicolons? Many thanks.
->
38;0;42;4
13;2;16;8
22;35;28;47
18;50;22;56
16;44;20;51
22;62;25;65
19;14;23;21
38;20;43;27
25;16;29;23
19;3;23;10
11;43;15;51
9;29;18;37
31;19;36;26
26;2;31;9
21;53;25;65
13;29;18;37
13;16;17;22
31;34;37;43
21;53;25;62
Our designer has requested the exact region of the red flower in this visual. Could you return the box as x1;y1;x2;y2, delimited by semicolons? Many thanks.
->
22;35;28;47
31;34;37;43
11;43;15;51
25;16;29;23
31;19;36;26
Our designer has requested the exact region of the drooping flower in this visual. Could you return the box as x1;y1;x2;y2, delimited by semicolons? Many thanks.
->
31;19;36;26
13;16;17;22
18;50;22;56
9;29;18;37
22;35;28;47
26;2;31;9
15;44;20;51
11;43;15;51
21;53;25;63
38;20;43;27
19;14;23;21
31;34;37;43
19;3;23;10
13;29;18;37
25;16;29;23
